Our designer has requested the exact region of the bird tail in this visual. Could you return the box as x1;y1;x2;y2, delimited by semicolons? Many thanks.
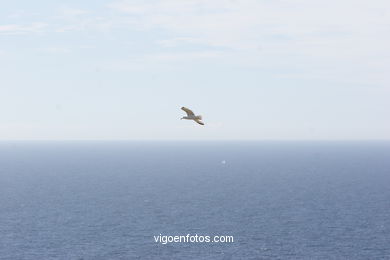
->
196;115;202;120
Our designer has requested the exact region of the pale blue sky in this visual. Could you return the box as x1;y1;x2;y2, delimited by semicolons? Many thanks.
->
1;0;389;140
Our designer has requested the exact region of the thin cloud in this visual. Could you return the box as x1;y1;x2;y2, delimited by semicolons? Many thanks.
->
100;50;225;71
1;1;388;84
40;47;72;54
59;7;89;17
108;0;390;50
0;22;48;35
106;0;390;83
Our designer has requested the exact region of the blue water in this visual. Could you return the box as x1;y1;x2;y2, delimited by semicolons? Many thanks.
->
0;142;389;259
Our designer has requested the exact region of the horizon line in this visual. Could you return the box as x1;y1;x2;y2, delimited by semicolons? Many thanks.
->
1;139;390;142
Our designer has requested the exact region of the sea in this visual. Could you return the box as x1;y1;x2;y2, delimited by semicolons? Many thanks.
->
0;141;389;259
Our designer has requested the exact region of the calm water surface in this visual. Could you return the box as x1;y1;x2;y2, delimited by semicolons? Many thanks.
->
0;142;389;259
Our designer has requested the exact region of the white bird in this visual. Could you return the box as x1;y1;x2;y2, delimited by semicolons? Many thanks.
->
181;107;204;125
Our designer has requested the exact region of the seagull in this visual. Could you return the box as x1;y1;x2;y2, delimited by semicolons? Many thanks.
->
181;107;204;125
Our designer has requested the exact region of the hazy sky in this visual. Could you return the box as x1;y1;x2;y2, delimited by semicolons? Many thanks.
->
1;0;389;140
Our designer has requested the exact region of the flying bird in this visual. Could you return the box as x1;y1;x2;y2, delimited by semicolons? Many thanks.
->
181;107;204;125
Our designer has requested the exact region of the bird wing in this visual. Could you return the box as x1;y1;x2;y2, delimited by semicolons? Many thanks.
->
181;107;195;116
194;119;204;125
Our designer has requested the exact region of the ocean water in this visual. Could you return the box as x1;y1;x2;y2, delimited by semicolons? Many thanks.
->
0;141;389;259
